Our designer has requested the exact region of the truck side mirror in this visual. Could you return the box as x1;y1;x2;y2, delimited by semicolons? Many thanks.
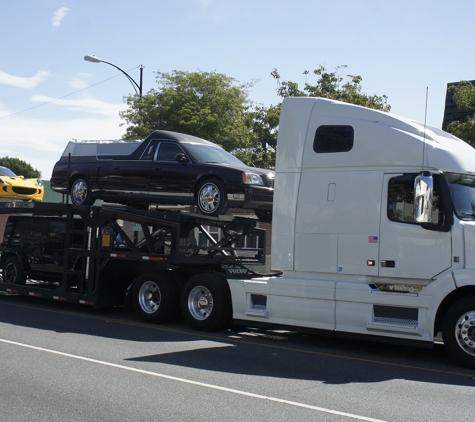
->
175;153;188;163
414;174;433;223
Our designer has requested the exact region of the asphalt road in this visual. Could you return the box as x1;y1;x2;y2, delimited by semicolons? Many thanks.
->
0;292;474;422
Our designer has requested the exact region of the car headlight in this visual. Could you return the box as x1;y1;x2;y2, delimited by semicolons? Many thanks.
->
242;172;264;185
36;178;43;187
0;177;11;185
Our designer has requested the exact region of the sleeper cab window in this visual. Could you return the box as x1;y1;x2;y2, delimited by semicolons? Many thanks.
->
313;125;354;153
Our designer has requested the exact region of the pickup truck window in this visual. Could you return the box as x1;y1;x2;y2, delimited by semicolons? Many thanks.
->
156;142;184;161
313;125;354;153
388;176;442;224
141;141;158;160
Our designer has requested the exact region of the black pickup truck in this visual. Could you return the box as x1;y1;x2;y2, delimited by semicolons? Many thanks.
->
50;130;274;220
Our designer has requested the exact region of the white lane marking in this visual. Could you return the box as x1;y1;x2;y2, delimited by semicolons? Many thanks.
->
0;338;386;422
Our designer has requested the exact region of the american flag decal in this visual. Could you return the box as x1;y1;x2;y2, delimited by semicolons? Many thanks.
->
368;236;378;243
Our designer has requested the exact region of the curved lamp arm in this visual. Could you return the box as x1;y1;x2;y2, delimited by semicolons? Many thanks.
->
84;55;143;97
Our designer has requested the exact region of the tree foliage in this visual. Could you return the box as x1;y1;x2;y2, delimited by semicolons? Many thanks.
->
119;66;390;170
0;156;41;178
271;65;391;111
447;81;475;147
235;104;280;169
120;70;253;152
242;65;391;168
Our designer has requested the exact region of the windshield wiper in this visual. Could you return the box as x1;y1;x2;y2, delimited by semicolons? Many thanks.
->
460;212;475;219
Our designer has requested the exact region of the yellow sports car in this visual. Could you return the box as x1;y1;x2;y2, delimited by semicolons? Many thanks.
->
0;166;44;201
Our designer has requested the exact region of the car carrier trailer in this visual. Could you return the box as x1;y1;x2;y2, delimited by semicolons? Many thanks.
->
4;96;475;368
0;200;266;330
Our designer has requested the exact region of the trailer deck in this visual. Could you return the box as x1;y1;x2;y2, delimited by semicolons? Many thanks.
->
0;201;266;309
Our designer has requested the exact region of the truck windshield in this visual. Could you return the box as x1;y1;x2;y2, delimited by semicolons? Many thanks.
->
184;143;246;167
446;172;475;220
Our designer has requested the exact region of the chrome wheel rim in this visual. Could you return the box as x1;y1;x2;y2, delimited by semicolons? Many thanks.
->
138;281;161;314
455;310;475;355
188;285;213;320
198;183;220;213
71;180;88;205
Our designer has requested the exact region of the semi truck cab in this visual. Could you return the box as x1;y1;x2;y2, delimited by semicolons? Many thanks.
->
228;97;475;367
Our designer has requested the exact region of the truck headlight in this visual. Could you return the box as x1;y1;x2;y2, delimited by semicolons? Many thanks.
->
242;172;264;185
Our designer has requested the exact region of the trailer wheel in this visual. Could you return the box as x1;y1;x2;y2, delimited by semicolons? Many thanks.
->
196;178;228;216
133;272;179;323
70;177;94;206
2;257;27;285
181;274;232;331
442;296;475;368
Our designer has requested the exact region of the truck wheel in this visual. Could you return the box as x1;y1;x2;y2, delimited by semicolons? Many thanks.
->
2;257;27;285
70;177;94;206
133;272;179;323
442;296;475;368
181;274;232;331
196;178;228;216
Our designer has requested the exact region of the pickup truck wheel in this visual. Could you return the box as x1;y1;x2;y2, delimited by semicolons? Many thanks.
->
442;296;475;368
70;177;94;206
133;272;179;323
2;257;27;285
196;179;228;216
181;274;232;331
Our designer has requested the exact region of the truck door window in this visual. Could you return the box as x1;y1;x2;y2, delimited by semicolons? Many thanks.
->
156;143;184;161
388;176;441;224
44;220;66;267
25;220;48;257
313;125;354;153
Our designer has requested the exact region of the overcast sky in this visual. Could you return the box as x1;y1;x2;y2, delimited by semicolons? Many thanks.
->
1;0;474;178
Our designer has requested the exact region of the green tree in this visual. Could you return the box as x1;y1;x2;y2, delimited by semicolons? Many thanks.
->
446;81;475;147
236;104;280;169
0;156;41;178
119;66;390;170
241;65;392;169
120;70;254;152
271;65;391;111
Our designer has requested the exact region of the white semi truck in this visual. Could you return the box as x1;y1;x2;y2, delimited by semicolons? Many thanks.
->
2;97;475;367
227;97;475;367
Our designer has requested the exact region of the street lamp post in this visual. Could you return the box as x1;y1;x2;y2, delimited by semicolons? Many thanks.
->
84;55;143;97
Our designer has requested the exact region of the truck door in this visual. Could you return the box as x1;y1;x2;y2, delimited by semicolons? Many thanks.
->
22;219;49;272
43;220;66;273
378;173;452;279
148;142;195;202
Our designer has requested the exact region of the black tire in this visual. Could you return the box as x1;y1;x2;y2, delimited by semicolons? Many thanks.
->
196;178;228;216
70;177;94;206
132;272;179;323
442;296;475;368
2;257;27;285
254;209;273;222
181;274;232;331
